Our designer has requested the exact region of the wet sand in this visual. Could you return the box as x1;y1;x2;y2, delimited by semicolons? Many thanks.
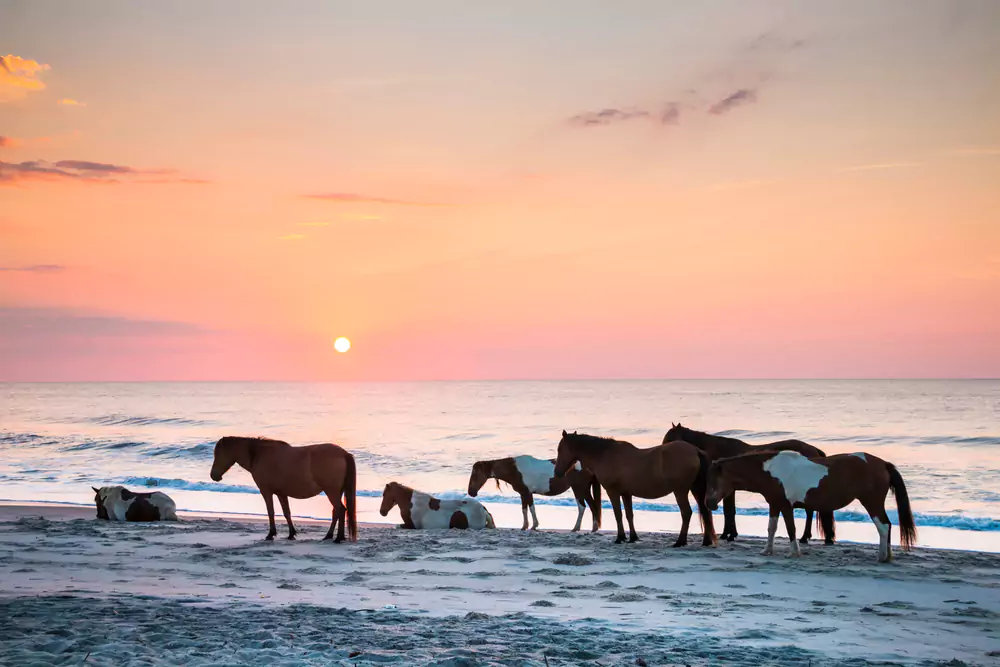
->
1;504;998;666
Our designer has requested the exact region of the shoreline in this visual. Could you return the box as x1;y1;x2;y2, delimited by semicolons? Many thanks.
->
2;503;999;665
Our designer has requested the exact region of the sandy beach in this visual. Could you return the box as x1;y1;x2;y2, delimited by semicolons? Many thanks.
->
1;504;998;666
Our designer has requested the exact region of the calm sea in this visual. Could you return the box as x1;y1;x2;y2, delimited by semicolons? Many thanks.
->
2;381;998;551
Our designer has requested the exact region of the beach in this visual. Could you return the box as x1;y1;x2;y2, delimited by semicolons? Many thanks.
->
2;503;998;666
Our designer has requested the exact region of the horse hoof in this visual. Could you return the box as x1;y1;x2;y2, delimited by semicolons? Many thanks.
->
671;540;687;548
334;537;345;544
825;539;835;546
287;535;296;541
798;537;809;545
725;534;737;543
322;535;333;541
265;534;275;541
614;537;625;544
629;537;639;544
761;549;773;556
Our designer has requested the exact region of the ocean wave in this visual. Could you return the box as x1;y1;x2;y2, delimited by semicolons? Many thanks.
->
86;414;215;428
64;440;148;452
714;429;796;440
119;477;258;494
0;433;58;447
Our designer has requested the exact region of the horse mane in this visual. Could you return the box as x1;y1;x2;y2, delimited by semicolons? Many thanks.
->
673;425;746;448
564;432;630;455
221;435;289;446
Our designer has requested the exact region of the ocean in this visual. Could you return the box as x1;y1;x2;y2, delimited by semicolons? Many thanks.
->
2;380;998;551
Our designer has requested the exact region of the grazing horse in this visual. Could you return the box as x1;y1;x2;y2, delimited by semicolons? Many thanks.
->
467;455;602;532
380;482;495;529
209;436;357;543
706;450;916;562
93;486;177;522
554;430;716;547
664;423;834;545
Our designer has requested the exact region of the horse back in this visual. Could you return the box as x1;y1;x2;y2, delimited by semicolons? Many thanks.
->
759;439;825;458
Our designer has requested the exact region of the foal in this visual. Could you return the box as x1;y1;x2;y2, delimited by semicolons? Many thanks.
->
664;423;834;544
468;455;602;531
554;431;716;547
210;436;358;542
706;450;916;562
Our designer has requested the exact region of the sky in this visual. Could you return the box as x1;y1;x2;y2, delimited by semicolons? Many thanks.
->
1;0;999;381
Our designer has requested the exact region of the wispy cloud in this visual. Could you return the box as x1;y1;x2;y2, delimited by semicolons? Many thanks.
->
303;192;448;207
0;135;21;149
0;54;50;102
0;264;66;273
277;233;306;241
0;159;207;186
707;88;757;115
839;162;923;172
299;221;331;227
0;307;204;338
56;98;86;107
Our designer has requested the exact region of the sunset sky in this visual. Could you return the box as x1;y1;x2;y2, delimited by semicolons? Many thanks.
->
2;1;999;381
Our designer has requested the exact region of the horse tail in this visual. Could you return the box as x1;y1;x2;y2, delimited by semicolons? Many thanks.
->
887;462;916;550
818;510;836;543
591;476;602;529
344;452;358;542
484;508;496;529
692;448;717;544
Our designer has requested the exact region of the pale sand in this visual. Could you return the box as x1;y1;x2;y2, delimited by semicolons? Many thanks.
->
1;504;998;666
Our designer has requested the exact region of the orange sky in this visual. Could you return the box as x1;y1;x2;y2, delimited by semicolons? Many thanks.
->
2;1;999;380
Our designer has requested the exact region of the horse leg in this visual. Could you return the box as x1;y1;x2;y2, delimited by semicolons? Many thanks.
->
528;497;540;531
262;492;277;541
623;494;639;543
609;493;626;544
781;505;800;558
863;498;893;563
673;490;692;548
277;495;296;540
722;492;738;542
570;487;586;532
519;493;531;531
322;486;345;542
800;509;813;545
762;506;779;556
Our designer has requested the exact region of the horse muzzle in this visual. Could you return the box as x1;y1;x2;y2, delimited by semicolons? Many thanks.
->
210;471;222;482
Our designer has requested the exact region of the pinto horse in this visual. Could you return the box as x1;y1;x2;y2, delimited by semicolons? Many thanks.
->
468;455;602;532
380;482;495;530
210;436;358;542
664;423;834;544
554;430;716;547
706;450;916;562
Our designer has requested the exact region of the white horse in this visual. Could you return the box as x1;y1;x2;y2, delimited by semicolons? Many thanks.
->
379;482;494;529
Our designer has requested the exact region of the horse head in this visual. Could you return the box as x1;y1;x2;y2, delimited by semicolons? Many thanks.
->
705;460;734;511
663;422;686;444
553;430;580;477
92;486;109;520
467;461;493;497
210;436;244;482
379;482;400;517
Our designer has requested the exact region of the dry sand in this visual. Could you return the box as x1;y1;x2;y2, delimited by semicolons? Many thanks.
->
1;503;998;666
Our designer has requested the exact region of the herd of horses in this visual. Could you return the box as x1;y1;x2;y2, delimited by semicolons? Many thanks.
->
205;424;917;563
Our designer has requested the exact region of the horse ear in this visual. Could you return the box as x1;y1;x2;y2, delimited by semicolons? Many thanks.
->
562;429;567;437
671;422;676;428
92;486;99;493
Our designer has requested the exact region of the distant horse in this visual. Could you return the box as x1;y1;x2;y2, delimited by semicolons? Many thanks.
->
468;455;602;532
554;430;716;547
664;423;835;544
93;486;177;522
380;482;495;529
706;450;916;562
209;436;357;542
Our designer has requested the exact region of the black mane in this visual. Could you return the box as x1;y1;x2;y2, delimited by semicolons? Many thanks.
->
563;431;631;455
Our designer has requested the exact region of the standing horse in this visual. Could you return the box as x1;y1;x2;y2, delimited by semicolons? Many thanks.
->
209;436;358;543
705;450;916;562
468;455;602;532
554;430;716;547
664;423;834;544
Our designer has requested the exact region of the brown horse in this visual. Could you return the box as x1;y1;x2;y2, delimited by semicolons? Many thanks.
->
664;423;834;545
468;455;602;531
554;430;716;547
705;450;916;562
210;436;357;542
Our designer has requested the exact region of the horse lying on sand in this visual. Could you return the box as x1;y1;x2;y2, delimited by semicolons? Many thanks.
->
554;430;716;547
210;436;357;543
380;481;495;529
706;450;916;562
93;486;177;522
664;423;834;545
468;455;602;532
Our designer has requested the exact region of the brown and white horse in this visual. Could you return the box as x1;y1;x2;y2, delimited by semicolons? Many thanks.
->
554;431;716;547
467;455;602;531
93;486;177;522
210;436;357;543
664;423;834;544
380;482;495;529
706;450;916;562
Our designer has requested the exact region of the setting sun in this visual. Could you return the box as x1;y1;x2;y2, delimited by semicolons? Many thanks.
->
334;337;351;354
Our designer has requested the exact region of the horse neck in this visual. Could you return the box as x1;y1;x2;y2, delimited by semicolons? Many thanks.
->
569;439;614;474
689;431;749;458
724;455;772;492
490;458;517;484
231;438;259;470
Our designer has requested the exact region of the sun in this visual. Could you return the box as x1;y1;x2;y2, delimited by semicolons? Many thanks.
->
334;337;351;353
